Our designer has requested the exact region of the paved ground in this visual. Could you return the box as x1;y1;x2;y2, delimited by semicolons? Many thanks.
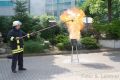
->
0;51;120;80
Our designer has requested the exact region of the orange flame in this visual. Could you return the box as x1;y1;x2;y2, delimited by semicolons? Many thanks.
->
60;7;85;41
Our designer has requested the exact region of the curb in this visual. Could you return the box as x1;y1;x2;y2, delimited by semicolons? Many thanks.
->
0;48;120;58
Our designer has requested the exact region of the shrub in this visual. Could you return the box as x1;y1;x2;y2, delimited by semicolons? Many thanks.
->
63;42;71;50
55;34;71;50
106;20;120;39
56;43;64;50
93;20;120;40
81;37;99;49
0;16;12;42
49;38;57;45
0;16;12;33
35;15;60;40
55;34;69;44
24;40;45;53
56;42;71;50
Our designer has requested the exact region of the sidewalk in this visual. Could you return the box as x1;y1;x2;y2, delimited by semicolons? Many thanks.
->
0;51;120;80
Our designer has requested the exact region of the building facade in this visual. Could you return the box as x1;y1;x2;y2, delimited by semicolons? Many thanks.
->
0;0;15;16
0;0;46;16
0;0;85;16
45;0;85;19
30;0;46;16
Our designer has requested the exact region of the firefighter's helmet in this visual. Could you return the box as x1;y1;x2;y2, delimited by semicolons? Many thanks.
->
13;21;22;26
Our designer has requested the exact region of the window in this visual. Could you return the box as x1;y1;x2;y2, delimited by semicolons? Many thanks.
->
0;1;13;6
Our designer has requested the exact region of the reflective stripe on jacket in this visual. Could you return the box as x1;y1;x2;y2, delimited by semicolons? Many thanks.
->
7;27;30;54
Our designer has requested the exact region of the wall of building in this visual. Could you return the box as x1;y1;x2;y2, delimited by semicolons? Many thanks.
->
99;40;120;48
0;0;85;16
45;0;85;19
0;0;15;16
0;0;46;16
46;0;75;17
30;0;46;16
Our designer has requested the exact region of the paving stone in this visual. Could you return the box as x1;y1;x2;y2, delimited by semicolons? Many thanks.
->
0;52;120;80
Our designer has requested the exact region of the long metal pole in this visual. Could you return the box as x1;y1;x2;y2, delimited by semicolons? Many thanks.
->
20;20;73;39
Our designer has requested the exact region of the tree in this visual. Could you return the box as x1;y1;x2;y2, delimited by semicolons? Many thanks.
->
108;0;112;22
13;0;34;32
36;15;60;44
0;17;12;33
80;0;120;22
112;0;120;19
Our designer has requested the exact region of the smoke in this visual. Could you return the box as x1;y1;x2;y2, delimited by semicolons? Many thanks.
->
60;7;85;41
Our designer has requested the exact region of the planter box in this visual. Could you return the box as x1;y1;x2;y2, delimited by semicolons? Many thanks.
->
99;40;120;48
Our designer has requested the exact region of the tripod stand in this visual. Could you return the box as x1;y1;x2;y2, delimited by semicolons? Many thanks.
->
71;39;79;63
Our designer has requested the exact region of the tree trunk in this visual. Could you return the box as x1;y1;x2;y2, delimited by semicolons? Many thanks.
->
108;0;112;22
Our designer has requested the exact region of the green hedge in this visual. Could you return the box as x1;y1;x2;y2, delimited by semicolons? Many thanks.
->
56;42;71;50
24;40;45;53
55;34;69;44
56;43;64;50
93;20;120;39
55;34;71;50
81;37;99;49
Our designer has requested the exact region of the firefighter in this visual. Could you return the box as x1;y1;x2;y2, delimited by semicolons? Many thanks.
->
7;21;30;73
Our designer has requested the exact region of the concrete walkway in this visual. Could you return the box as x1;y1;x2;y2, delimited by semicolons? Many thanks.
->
0;51;120;80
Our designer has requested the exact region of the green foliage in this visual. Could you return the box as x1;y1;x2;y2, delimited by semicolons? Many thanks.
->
33;15;60;45
63;42;71;50
81;0;107;20
81;0;107;14
0;16;12;33
55;34;69;43
80;0;120;21
56;43;64;50
56;42;71;50
14;1;28;15
93;20;120;39
55;34;71;50
24;33;50;53
35;32;44;42
13;0;61;45
106;20;120;39
44;42;50;49
24;40;45;53
41;27;60;40
81;37;99;49
37;15;54;28
111;0;120;19
0;16;12;42
12;0;37;32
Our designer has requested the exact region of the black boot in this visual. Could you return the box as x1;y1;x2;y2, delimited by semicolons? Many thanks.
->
19;68;27;71
12;70;17;73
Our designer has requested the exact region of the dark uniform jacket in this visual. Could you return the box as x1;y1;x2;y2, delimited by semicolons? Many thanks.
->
7;27;30;54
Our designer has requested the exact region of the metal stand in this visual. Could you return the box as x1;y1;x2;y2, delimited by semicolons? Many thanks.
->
71;39;79;63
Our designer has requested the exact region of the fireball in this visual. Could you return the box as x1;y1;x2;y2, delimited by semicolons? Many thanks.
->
60;7;85;41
